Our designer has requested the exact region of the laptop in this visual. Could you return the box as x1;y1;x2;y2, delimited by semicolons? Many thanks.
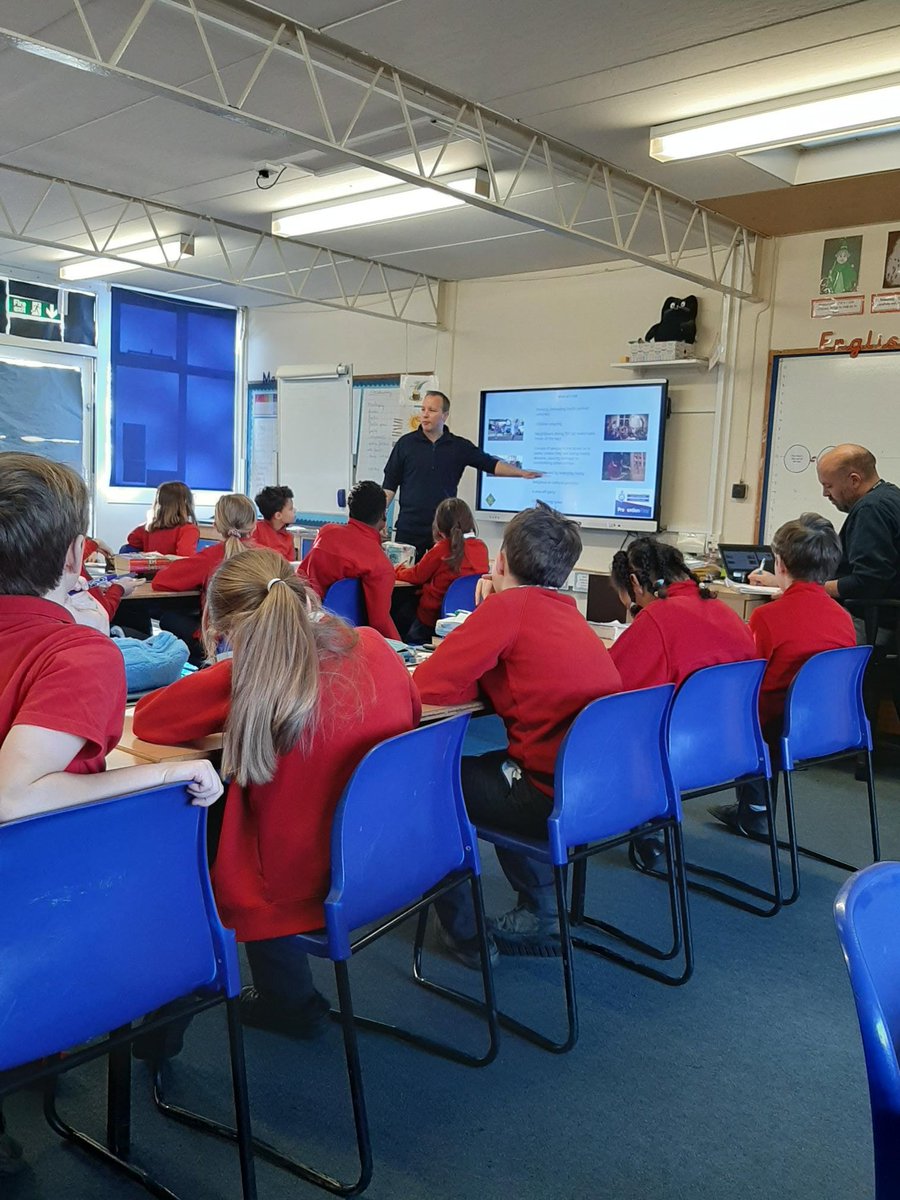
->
718;543;773;583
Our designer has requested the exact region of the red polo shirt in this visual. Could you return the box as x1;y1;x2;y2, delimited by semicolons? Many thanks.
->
396;536;489;628
0;595;125;774
610;580;757;691
749;580;855;730
300;519;400;640
413;587;621;794
254;519;296;562
133;626;421;940
126;524;200;556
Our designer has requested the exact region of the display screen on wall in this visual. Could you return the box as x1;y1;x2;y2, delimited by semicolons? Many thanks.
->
109;289;236;490
475;381;669;532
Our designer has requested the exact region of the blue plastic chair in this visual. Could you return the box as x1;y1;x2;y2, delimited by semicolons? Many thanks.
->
655;659;783;918
196;538;218;550
154;715;498;1196
440;574;479;618
0;783;256;1200
780;645;878;904
418;685;687;1054
834;863;900;1199
324;578;367;626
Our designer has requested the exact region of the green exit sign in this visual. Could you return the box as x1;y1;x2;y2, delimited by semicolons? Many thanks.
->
7;295;61;322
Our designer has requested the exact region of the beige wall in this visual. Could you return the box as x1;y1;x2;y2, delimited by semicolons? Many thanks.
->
248;220;900;567
249;259;725;570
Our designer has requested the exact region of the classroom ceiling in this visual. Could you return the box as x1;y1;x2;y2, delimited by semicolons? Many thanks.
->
0;0;896;311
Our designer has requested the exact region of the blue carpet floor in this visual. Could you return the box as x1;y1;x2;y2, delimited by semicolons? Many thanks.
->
3;723;893;1199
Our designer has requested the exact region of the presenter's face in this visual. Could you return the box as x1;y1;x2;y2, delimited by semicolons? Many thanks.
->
816;459;855;513
419;394;446;438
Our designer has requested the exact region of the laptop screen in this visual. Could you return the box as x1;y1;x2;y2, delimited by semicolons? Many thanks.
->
718;544;772;582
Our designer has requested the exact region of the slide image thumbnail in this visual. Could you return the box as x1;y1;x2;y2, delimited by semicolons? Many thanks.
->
604;413;648;441
488;417;525;441
602;452;646;482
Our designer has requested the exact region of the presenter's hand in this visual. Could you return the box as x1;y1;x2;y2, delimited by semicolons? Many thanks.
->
475;575;495;605
747;569;778;588
520;469;542;479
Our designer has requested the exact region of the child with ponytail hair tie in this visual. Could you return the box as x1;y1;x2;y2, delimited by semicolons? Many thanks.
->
134;548;420;1037
394;498;488;643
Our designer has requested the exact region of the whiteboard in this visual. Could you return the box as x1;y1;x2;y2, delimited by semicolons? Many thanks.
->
761;351;900;541
276;366;353;519
355;381;421;484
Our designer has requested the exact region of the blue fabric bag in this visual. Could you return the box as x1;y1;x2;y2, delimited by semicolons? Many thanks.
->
111;629;189;697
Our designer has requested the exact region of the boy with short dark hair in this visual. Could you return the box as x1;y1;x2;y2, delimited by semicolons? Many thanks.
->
0;453;222;823
414;501;622;961
254;484;297;561
710;514;855;836
300;480;400;641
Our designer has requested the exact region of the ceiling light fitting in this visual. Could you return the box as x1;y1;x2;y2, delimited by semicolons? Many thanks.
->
649;76;900;161
58;234;195;281
271;168;489;238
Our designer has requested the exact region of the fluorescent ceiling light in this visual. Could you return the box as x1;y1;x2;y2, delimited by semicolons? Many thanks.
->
272;169;488;237
59;234;194;281
650;78;900;161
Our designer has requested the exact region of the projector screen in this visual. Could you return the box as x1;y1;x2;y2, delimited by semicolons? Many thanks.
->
475;381;669;532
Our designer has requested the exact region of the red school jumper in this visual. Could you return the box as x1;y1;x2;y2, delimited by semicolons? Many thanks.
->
749;580;855;732
80;538;125;621
300;519;400;641
413;587;622;795
254;519;296;562
125;524;200;556
609;580;757;691
0;596;126;774
151;541;230;607
134;626;421;940
395;536;489;628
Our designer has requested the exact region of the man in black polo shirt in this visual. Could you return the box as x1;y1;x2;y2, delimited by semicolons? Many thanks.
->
382;390;541;558
816;444;900;627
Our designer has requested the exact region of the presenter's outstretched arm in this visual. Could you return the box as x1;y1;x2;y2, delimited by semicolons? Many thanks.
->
494;463;542;479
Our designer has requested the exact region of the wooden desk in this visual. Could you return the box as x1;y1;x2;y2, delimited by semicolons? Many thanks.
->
127;579;201;601
118;710;223;763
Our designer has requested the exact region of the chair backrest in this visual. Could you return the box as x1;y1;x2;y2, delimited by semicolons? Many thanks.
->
668;659;770;795
196;538;218;550
441;574;479;618
834;863;900;1198
324;715;472;958
0;783;239;1073
781;645;873;769
323;578;366;626
548;685;677;865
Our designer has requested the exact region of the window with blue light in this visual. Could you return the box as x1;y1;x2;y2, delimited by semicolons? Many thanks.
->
109;289;236;489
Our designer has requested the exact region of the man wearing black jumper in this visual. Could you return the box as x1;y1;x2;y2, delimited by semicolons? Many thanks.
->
382;390;541;559
816;444;900;627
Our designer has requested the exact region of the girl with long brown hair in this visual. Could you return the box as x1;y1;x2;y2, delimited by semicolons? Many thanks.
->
126;480;199;557
394;497;488;643
134;548;420;1036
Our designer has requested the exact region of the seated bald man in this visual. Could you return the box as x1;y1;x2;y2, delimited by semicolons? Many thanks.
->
815;444;900;632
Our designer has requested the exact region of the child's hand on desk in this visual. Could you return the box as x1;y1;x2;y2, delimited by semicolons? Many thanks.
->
117;576;140;597
747;568;778;588
161;760;224;807
475;575;495;605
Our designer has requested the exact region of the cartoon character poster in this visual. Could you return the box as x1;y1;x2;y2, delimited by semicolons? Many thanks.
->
819;235;862;295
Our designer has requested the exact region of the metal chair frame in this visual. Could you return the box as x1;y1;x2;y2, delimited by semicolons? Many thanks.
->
153;716;498;1197
415;686;692;1055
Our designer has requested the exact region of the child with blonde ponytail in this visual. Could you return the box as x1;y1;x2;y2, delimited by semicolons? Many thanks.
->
134;548;420;1038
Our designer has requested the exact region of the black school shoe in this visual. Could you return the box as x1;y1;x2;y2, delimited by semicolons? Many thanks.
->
239;986;331;1040
437;922;499;971
708;801;770;840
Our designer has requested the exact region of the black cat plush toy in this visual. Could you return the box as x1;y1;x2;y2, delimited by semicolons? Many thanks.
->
645;295;698;344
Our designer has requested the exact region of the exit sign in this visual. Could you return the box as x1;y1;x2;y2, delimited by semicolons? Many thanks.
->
7;294;61;322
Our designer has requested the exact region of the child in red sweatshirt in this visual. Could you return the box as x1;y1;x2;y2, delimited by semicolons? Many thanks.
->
414;502;621;963
135;548;419;1038
394;498;488;643
125;480;199;557
254;485;297;561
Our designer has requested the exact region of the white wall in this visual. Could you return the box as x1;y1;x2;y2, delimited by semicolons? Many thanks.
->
249;259;726;570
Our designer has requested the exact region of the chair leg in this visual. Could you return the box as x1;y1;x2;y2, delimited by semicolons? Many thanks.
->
414;869;578;1054
224;996;258;1200
576;823;694;985
781;770;801;906
780;754;882;879
43;1026;183;1200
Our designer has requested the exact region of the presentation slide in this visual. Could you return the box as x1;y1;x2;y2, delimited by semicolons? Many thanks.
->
476;383;667;527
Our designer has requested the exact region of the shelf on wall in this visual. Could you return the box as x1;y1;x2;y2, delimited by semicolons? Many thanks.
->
609;358;711;370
